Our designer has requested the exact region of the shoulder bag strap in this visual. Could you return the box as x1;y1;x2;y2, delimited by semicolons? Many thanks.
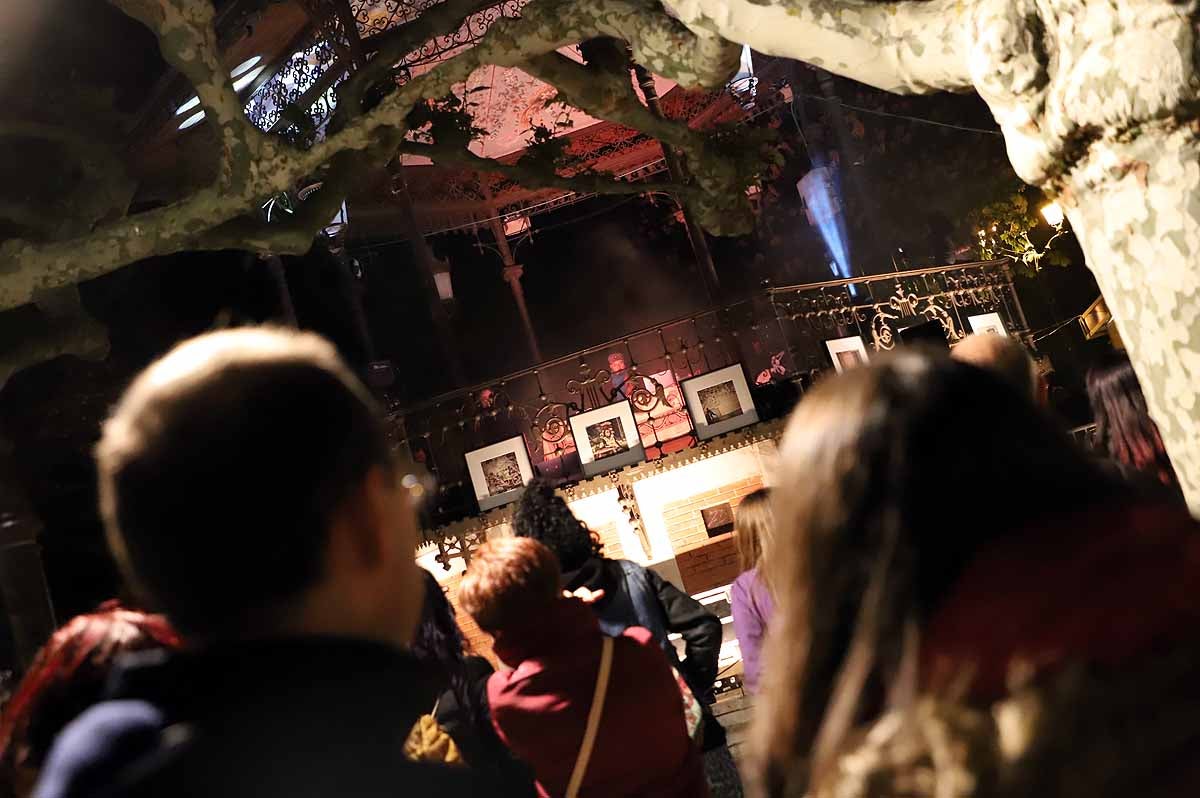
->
565;636;614;798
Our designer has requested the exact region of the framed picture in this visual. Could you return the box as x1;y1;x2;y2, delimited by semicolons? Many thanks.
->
568;399;646;477
701;503;735;538
681;363;759;440
967;312;1008;337
825;335;870;374
464;435;534;511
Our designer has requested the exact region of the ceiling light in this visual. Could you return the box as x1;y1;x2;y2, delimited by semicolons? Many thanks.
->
178;111;206;131
232;65;266;93
175;95;200;116
230;56;262;79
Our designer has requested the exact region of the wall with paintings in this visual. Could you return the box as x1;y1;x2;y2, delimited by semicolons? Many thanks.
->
419;433;778;668
564;488;637;562
630;441;775;584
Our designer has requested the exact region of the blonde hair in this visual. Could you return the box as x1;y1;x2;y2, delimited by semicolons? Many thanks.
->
735;488;774;574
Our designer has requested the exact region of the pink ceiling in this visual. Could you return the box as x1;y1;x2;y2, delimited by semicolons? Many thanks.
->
354;0;678;161
462;50;677;158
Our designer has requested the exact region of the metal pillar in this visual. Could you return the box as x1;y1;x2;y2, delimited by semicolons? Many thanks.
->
263;255;298;326
632;65;722;303
1000;261;1033;333
487;215;544;363
393;168;467;386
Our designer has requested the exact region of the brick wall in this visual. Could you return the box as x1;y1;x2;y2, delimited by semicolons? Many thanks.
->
662;476;764;593
675;533;740;594
443;572;498;666
590;520;623;561
568;488;637;563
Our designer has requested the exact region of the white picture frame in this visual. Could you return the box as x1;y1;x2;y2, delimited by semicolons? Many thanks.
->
464;435;534;511
681;363;759;441
967;312;1008;337
568;399;646;477
825;335;871;374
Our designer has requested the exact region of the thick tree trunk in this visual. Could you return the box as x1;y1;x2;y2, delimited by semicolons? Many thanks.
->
1064;126;1200;511
665;0;1200;511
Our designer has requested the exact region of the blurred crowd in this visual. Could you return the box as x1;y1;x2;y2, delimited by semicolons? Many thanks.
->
1;326;1196;798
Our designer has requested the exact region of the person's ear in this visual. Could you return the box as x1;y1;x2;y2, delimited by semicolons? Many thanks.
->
340;466;394;568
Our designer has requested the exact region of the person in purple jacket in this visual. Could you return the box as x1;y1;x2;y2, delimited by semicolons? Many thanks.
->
729;489;775;695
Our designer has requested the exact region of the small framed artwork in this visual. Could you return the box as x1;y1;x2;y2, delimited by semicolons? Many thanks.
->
681;363;759;441
568;399;646;477
825;335;870;374
967;312;1008;337
701;503;735;538
464;435;534;511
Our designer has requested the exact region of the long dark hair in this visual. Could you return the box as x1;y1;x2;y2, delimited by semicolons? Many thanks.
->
1087;355;1180;490
512;480;602;572
410;570;488;731
750;350;1121;797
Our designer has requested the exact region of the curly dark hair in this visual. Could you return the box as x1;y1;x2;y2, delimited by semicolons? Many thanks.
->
512;480;602;571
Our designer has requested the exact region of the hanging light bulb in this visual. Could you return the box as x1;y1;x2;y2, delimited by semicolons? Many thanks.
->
1040;201;1065;228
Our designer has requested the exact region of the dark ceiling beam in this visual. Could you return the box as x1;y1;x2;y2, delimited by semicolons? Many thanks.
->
333;0;368;69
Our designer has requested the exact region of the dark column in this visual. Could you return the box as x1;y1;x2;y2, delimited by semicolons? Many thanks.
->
633;64;721;303
393;167;467;386
487;215;544;363
0;437;55;670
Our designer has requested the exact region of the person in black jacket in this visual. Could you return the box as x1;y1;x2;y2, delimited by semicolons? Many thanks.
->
35;328;485;798
513;481;743;796
411;570;535;796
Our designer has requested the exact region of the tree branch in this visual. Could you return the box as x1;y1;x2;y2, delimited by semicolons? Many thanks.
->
522;49;761;234
0;0;741;311
109;0;268;191
400;140;693;198
662;0;973;94
330;0;488;133
0;288;109;392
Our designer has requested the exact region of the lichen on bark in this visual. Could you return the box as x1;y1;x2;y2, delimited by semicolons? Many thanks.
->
660;0;1200;513
0;0;747;314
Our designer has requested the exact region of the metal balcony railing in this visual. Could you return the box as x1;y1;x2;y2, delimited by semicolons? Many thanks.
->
391;259;1027;530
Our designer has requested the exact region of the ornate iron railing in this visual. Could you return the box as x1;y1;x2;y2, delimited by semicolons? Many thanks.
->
393;259;1026;530
245;0;529;139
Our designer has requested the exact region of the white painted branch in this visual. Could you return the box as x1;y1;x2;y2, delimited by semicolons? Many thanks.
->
0;0;740;313
110;0;268;191
1063;126;1200;513
662;0;973;93
0;288;109;391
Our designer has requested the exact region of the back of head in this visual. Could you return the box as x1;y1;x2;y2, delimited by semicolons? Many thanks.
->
0;604;179;775
752;349;1114;795
735;488;774;574
512;480;600;572
95;327;391;637
1087;355;1179;488
458;538;561;634
951;333;1038;401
